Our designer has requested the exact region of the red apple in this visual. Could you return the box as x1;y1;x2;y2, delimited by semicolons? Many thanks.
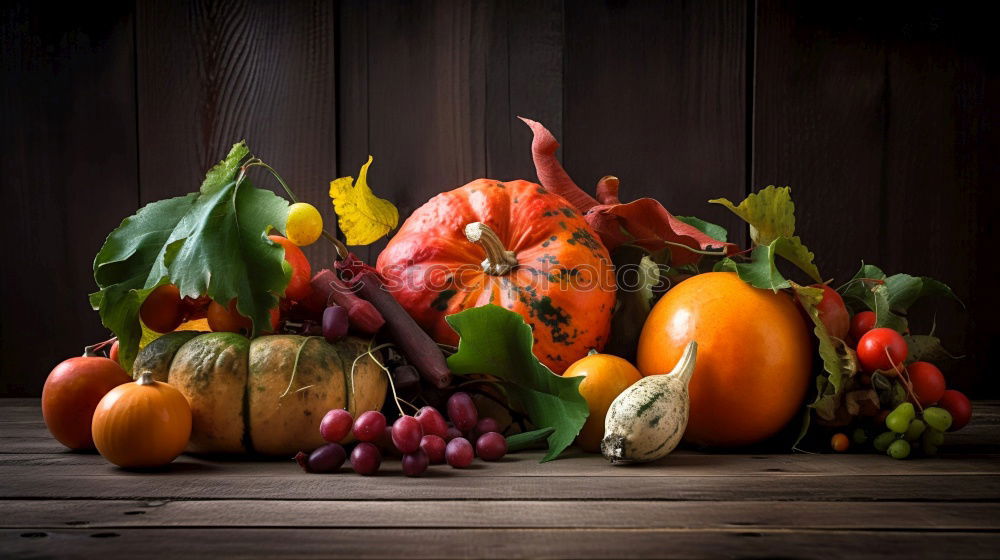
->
42;356;131;450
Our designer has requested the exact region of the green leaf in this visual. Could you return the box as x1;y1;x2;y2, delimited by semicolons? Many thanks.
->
716;240;790;292
839;264;961;336
445;305;590;462
867;284;909;333
884;274;962;312
838;263;887;312
837;263;907;332
506;428;556;452
91;141;290;370
90;195;198;370
772;236;822;283
709;185;795;246
904;334;961;364
792;407;812;452
674;216;728;243
791;283;858;394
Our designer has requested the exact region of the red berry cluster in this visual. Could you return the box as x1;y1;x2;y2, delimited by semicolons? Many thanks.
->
295;392;507;476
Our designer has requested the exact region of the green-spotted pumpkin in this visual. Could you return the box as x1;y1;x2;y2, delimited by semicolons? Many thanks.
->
376;179;616;374
134;332;386;455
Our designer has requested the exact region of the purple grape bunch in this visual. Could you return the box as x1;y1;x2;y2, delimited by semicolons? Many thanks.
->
295;391;507;477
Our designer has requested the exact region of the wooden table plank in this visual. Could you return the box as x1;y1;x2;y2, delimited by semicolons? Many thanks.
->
1;398;998;558
2;470;998;501
2;449;998;477
4;528;1000;559
3;499;998;531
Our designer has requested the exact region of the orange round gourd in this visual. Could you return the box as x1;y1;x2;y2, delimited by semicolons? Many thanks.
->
92;372;192;468
637;272;812;447
377;179;616;373
564;353;643;452
207;299;279;334
140;284;184;333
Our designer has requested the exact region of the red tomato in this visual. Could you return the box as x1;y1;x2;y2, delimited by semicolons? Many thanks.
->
269;235;312;301
109;340;120;365
856;328;908;372
813;284;850;340
42;356;131;450
937;390;972;432
849;311;877;344
140;284;184;333
906;362;946;407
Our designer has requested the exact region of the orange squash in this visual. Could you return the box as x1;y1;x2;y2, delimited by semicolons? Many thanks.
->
376;179;616;374
637;272;812;447
92;371;192;468
563;353;643;452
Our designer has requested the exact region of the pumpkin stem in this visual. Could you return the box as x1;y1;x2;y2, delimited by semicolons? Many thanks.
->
136;371;156;386
465;222;518;276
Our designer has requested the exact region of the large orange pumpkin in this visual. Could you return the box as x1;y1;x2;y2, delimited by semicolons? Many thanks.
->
636;272;812;447
377;179;616;373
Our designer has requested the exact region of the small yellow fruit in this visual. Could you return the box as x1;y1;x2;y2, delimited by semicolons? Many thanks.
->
286;202;323;246
564;353;643;452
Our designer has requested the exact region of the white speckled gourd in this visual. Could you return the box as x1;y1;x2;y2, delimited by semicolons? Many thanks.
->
601;341;698;464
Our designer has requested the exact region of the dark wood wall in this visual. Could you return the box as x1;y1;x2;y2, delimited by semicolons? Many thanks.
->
2;1;996;397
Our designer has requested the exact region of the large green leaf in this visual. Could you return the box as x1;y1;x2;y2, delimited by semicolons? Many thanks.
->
91;141;290;370
445;305;590;462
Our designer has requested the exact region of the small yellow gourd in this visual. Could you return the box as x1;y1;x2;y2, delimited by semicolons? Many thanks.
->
91;371;192;468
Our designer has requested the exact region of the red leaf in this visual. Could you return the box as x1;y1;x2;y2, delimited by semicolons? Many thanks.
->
520;117;738;265
518;117;599;213
589;200;734;266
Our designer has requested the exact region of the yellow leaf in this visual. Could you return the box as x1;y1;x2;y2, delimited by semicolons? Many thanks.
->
329;156;399;246
709;186;795;246
710;186;822;283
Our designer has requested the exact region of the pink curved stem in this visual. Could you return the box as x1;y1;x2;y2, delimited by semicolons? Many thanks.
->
518;116;599;213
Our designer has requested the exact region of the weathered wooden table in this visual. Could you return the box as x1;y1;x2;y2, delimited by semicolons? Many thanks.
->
1;398;997;558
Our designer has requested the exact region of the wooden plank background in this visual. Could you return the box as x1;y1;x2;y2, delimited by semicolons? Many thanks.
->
2;0;996;397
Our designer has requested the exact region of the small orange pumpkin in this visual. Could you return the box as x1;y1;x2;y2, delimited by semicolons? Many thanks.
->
92;371;192;468
563;353;643;452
